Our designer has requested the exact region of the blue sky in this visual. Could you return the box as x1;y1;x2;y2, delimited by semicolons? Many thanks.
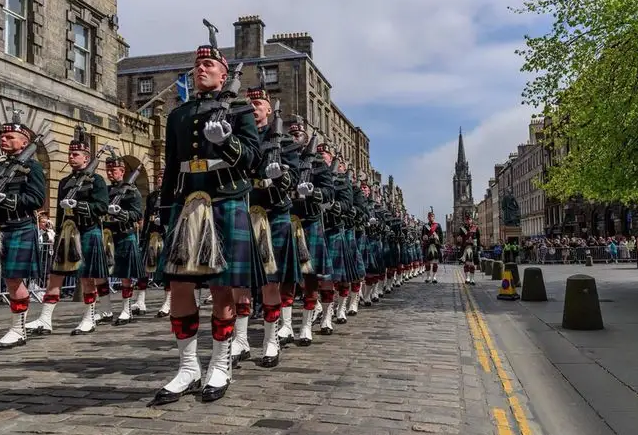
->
119;0;549;219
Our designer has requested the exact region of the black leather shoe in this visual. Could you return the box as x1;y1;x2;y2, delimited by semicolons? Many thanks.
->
132;308;146;315
335;318;347;324
113;318;135;326
0;338;26;349
320;327;333;335
261;353;279;368
156;311;169;318
201;381;229;403
147;379;201;407
231;350;250;369
278;335;294;346
70;327;95;336
298;338;311;347
347;310;357;316
26;326;52;336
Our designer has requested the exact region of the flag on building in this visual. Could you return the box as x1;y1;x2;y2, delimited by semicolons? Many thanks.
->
177;73;190;102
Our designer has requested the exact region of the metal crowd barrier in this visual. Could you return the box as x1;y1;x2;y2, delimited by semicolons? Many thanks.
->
479;245;636;265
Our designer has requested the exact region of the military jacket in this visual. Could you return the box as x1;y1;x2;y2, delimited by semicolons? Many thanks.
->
324;174;353;230
0;156;45;230
249;125;299;213
103;181;142;234
141;190;164;245
55;171;108;234
352;186;368;231
291;156;333;222
422;221;443;247
160;92;260;223
458;224;481;248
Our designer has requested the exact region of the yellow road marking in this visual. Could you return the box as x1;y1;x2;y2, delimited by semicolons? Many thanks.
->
492;408;514;435
457;269;534;434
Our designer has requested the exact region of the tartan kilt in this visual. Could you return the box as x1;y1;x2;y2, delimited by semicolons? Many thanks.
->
365;238;382;275
0;223;40;279
385;240;400;268
300;217;333;278
400;243;410;265
348;229;366;280
111;231;145;279
162;197;255;287
268;210;302;284
79;226;109;279
325;227;351;283
343;228;363;282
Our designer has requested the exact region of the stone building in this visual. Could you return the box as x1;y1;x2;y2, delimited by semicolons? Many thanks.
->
117;15;372;175
476;186;493;247
495;153;517;242
512;119;546;238
490;176;500;244
0;0;163;222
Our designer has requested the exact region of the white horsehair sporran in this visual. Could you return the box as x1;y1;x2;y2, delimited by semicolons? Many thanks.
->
166;191;226;275
52;218;83;272
291;214;313;274
145;231;163;273
249;205;277;275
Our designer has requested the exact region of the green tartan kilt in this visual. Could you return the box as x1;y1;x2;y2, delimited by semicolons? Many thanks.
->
301;218;333;278
400;243;410;265
345;228;365;281
385;240;399;268
325;227;350;283
78;226;109;279
0;223;40;279
365;238;382;275
112;231;145;279
268;210;302;284
161;197;255;287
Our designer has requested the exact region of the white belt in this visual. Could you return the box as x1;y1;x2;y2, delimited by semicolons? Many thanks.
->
179;159;230;173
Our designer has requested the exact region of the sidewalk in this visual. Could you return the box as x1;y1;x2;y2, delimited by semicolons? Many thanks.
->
471;263;638;435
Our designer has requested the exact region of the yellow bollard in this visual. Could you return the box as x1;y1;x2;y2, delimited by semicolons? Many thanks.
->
497;269;520;301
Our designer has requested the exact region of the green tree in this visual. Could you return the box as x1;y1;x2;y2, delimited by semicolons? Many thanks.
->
513;0;638;203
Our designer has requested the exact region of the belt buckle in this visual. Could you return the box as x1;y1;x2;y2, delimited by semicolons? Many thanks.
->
189;159;207;173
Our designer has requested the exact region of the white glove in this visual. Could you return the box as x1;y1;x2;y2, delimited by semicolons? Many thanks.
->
154;217;161;226
204;120;232;144
297;182;314;197
60;199;77;210
0;193;6;203
108;204;122;215
369;217;377;224
265;162;283;179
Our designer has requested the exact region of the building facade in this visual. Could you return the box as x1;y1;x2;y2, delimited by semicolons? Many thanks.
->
0;0;163;222
512;119;546;238
117;15;372;175
451;129;474;234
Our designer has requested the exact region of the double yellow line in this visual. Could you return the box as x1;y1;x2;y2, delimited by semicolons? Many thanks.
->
456;270;533;435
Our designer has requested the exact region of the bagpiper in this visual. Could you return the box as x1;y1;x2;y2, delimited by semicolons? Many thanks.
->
358;174;383;308
0;110;45;348
136;168;170;317
290;123;334;346
148;26;261;406
345;169;369;316
457;211;481;285
102;152;145;326
26;126;110;336
422;207;443;283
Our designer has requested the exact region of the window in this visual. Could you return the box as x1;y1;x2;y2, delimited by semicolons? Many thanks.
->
317;106;322;131
139;107;153;118
309;69;315;87
308;99;314;126
138;78;153;94
324;113;329;133
4;0;27;58
73;22;91;85
264;66;278;84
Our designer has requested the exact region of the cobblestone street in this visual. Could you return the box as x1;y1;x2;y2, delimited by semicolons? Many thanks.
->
0;268;535;435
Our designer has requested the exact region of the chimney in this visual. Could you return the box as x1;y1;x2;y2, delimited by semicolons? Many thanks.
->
267;32;314;59
233;15;265;59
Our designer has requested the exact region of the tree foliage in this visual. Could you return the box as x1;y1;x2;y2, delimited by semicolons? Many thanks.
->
513;0;638;203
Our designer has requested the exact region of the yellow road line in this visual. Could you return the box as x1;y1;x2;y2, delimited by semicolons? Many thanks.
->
457;269;534;434
492;408;515;435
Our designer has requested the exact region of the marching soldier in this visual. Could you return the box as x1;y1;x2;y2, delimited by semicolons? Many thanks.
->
26;126;110;336
457;212;481;284
149;33;261;406
102;154;145;325
422;208;443;283
290;126;334;346
345;170;369;316
0;111;46;348
136;168;170;318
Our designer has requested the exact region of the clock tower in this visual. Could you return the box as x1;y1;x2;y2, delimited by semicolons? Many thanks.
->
452;128;474;232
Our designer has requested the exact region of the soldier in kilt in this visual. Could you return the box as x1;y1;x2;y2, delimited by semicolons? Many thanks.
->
457;212;480;285
358;177;383;308
291;126;334;346
422;208;443;283
232;84;301;369
26;126;109;336
345;169;369;317
0;113;45;349
102;155;145;326
148;41;261;406
136;169;170;317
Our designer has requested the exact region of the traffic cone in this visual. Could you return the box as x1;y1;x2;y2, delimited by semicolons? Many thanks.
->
497;269;520;301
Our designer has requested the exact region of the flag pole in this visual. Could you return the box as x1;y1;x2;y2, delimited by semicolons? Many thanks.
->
136;67;195;114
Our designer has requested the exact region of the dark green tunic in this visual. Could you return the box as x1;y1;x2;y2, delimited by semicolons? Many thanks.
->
0;156;45;279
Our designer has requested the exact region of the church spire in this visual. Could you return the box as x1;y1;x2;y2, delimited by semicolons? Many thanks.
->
457;126;466;165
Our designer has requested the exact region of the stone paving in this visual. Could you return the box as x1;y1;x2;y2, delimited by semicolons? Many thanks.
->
0;268;523;435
